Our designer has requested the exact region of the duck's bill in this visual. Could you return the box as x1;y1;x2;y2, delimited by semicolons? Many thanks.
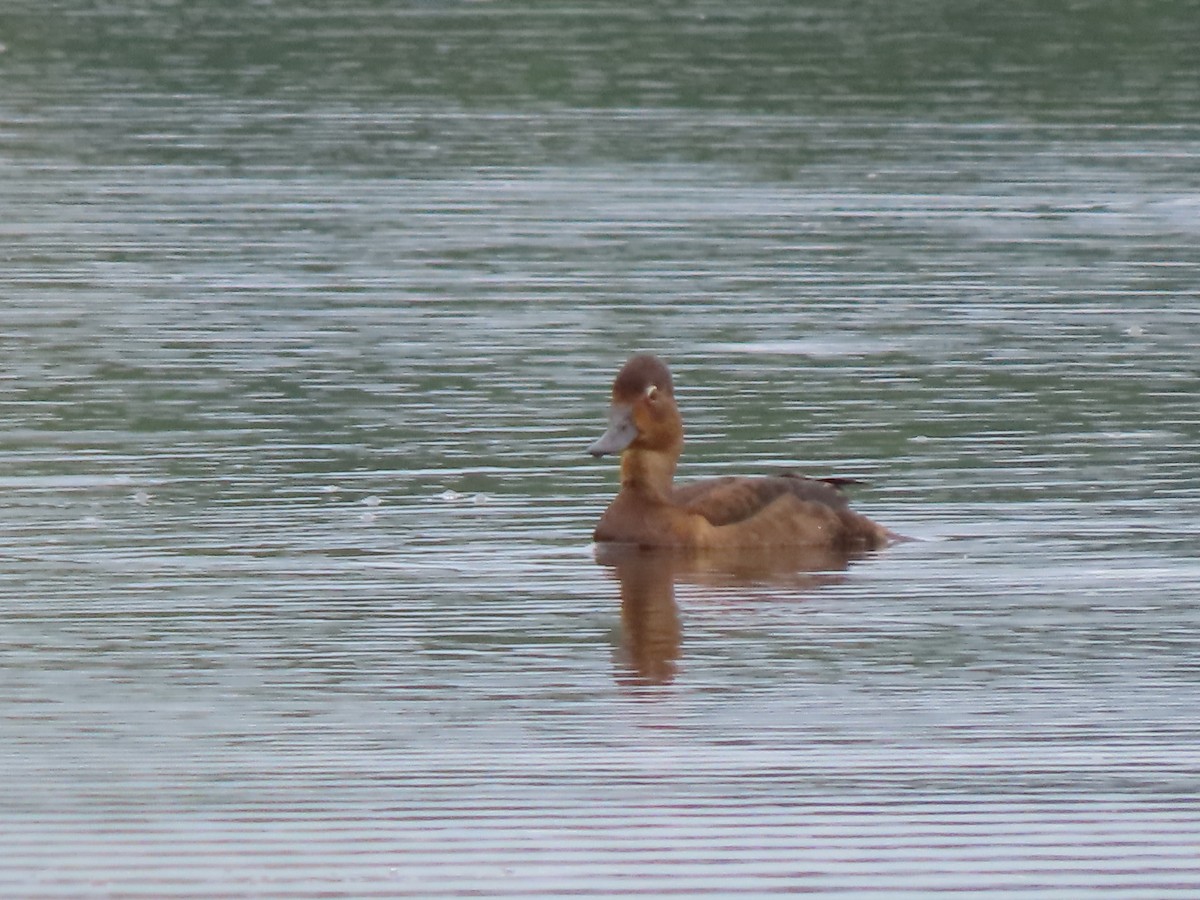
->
587;405;637;457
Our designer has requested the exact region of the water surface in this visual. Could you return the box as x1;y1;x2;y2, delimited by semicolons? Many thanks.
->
2;2;1199;897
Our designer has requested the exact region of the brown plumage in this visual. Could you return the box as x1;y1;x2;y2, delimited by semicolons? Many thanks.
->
588;354;897;552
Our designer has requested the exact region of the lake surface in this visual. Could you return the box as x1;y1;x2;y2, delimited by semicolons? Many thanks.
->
2;2;1199;897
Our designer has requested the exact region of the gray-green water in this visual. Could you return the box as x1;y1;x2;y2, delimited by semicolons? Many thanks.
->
3;2;1199;897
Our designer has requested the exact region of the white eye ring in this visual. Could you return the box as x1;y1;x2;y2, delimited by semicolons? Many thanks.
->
645;384;658;399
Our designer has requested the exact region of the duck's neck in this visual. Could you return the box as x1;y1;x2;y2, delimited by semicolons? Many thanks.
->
619;447;678;500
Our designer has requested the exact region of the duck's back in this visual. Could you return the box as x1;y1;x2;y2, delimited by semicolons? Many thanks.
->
672;473;849;526
672;473;890;551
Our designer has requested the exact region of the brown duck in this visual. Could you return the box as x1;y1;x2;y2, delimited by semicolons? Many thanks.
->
588;354;897;552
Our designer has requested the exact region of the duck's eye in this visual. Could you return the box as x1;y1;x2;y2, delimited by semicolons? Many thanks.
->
645;384;658;401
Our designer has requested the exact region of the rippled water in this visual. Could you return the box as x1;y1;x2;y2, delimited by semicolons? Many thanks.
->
2;2;1200;897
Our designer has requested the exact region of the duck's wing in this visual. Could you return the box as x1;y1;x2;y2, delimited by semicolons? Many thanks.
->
672;474;850;528
772;469;869;492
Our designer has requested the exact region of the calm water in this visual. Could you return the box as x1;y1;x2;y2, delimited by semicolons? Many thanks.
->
3;2;1200;897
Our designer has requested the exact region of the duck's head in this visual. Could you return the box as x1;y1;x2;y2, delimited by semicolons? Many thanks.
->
588;354;683;458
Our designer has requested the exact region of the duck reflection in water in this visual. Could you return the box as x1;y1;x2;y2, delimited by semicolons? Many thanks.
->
588;354;898;684
598;542;863;685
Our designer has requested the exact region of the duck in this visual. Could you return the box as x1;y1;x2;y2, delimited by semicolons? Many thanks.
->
588;354;897;552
